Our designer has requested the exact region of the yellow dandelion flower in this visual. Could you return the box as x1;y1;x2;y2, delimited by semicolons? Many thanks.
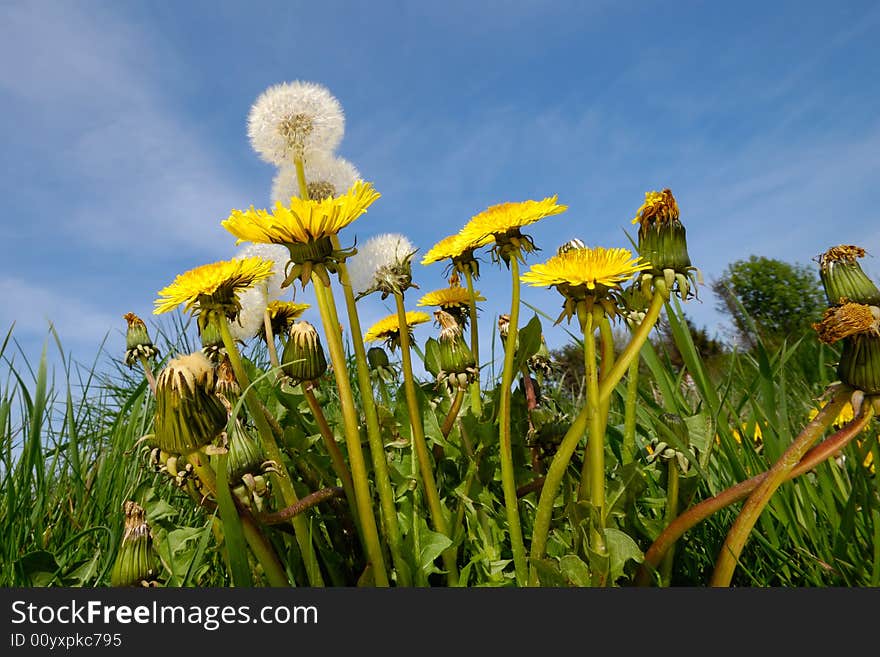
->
417;286;485;309
154;257;275;316
364;311;431;345
421;232;492;265
222;180;380;246
266;300;310;337
731;423;763;445
458;196;567;251
521;246;648;290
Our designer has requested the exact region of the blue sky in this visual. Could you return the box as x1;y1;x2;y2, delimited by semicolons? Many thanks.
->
2;0;879;380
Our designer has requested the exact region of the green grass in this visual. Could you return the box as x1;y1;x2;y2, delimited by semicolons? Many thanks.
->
1;300;878;587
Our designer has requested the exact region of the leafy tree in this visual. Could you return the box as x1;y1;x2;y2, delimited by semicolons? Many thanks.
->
711;256;825;348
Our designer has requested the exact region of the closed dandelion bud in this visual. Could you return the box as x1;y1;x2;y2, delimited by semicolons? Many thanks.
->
282;321;327;383
838;334;880;395
528;335;553;379
368;346;390;370
123;312;159;368
817;245;880;306
812;302;880;394
631;189;700;301
110;501;157;587
437;312;476;372
226;422;265;484
154;352;227;455
214;355;241;406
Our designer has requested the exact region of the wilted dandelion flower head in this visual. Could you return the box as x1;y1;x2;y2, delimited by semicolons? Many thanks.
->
153;257;275;319
348;233;418;299
522;244;649;326
816;244;880;307
364;310;430;351
222;180;380;288
248;81;345;165
458;196;567;265
272;154;361;204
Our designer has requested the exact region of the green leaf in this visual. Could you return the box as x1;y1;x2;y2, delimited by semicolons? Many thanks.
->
419;529;453;572
514;315;543;372
604;528;644;584
559;555;592;587
531;558;569;587
17;550;59;587
424;337;442;378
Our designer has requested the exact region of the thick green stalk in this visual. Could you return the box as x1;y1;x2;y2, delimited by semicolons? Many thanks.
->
394;292;458;585
621;354;640;465
442;387;466;438
498;257;528;586
311;277;390;586
214;312;324;586
331;233;410;586
583;313;606;556
464;270;482;416
659;458;680;586
710;391;852;586
528;291;665;583
636;394;867;586
578;316;615;501
186;451;290;587
302;383;361;533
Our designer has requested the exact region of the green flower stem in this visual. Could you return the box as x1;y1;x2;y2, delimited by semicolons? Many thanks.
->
578;315;615;501
636;392;867;586
394;292;459;586
261;296;281;371
213;312;324;587
710;391;853;587
442;387;466;438
528;291;665;584
597;292;665;406
294;157;310;200
621;352;641;465
464;269;482;417
331;234;410;587
311;277;390;586
498;257;528;587
137;356;157;396
659;458;680;586
583;313;606;555
186;450;290;587
302;382;361;533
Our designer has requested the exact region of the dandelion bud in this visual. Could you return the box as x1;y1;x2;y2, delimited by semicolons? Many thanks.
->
123;312;159;368
435;311;477;391
110;501;157;587
527;335;553;379
631;189;700;301
817;245;880;306
281;321;328;383
367;346;390;370
214;354;241;406
226;422;266;484
154;352;227;455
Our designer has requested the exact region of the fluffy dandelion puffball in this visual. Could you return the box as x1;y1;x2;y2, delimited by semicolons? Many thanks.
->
271;154;361;204
227;244;290;341
248;81;345;165
347;233;417;297
521;246;648;292
154;257;275;316
222;180;380;245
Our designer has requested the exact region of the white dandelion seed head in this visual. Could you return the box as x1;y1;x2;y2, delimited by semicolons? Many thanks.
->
270;154;361;204
347;233;417;297
234;243;289;300
247;81;345;165
229;285;268;342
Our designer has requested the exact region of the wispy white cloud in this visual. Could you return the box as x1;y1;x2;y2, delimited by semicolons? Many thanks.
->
0;2;251;258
